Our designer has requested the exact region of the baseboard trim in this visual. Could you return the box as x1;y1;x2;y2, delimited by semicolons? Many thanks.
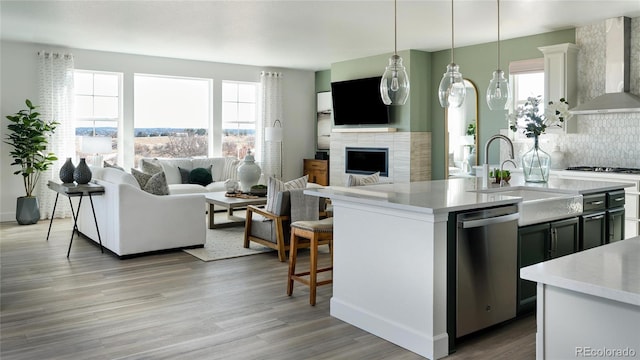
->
330;297;449;359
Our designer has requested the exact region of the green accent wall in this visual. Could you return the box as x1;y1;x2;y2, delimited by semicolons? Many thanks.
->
328;49;430;132
315;70;331;93
430;29;575;179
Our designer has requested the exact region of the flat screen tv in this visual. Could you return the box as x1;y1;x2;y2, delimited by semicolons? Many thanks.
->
331;76;390;126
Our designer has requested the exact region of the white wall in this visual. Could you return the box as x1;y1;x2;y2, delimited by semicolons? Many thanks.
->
1;40;317;222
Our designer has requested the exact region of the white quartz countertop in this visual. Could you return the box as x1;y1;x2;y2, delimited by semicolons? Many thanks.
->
520;237;640;306
306;174;634;214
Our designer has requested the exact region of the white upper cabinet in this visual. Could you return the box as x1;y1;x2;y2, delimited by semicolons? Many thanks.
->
538;43;579;133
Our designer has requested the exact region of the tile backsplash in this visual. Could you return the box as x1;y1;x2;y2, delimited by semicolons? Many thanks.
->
504;17;640;169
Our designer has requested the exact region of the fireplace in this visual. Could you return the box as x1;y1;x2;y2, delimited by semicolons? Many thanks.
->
345;147;389;177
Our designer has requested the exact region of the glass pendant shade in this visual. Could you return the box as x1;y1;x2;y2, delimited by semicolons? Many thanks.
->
486;69;510;110
486;0;509;110
380;55;410;105
438;63;466;108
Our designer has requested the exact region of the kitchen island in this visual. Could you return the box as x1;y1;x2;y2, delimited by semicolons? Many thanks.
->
520;237;640;360
305;175;634;359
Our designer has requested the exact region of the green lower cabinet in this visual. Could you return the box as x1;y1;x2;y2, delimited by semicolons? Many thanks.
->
550;217;579;258
580;211;606;250
517;217;578;314
608;207;625;243
517;223;548;314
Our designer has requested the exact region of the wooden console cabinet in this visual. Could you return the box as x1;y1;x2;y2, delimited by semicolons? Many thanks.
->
303;159;329;186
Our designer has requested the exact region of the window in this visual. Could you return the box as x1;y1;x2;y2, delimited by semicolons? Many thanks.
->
509;59;545;135
134;74;212;164
222;81;260;160
74;70;122;164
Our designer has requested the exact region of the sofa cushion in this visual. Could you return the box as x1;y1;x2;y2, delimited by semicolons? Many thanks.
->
144;171;169;195
189;167;213;186
265;175;308;213
223;157;240;181
191;158;223;180
160;160;191;184
168;184;210;195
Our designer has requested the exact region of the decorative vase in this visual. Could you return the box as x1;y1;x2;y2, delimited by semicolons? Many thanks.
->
466;146;476;175
16;196;40;225
522;136;551;183
237;152;261;192
73;158;92;184
59;157;75;183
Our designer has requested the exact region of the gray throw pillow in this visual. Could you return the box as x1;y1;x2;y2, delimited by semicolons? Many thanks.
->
131;168;152;188
144;171;169;195
265;175;308;213
178;166;190;184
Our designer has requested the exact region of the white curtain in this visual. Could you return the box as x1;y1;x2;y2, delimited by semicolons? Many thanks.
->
260;71;283;179
37;51;75;219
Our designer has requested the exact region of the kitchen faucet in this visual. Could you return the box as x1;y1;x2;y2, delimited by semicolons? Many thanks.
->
483;134;515;188
499;159;517;187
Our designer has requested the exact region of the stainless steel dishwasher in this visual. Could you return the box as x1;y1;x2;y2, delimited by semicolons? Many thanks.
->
456;204;519;337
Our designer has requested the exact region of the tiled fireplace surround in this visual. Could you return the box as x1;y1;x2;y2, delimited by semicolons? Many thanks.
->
329;131;431;186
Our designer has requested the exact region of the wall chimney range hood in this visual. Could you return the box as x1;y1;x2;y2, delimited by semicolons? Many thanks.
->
570;17;640;115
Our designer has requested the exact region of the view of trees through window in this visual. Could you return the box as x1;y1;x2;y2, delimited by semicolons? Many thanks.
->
75;73;261;167
511;71;545;133
222;81;259;160
74;70;122;164
133;74;211;165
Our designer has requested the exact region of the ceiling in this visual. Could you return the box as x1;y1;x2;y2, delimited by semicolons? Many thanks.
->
1;1;639;71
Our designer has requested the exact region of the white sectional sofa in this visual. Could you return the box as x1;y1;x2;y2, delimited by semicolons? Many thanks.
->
76;167;206;258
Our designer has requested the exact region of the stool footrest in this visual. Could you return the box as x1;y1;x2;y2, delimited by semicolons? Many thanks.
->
290;276;333;287
292;267;333;278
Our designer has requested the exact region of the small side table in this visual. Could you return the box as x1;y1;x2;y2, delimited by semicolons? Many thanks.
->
47;180;105;257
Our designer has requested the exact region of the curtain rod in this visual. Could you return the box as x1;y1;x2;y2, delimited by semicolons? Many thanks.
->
37;51;73;59
261;71;283;77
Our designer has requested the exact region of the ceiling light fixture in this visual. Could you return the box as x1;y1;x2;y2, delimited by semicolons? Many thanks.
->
380;0;409;106
486;0;510;110
438;0;465;108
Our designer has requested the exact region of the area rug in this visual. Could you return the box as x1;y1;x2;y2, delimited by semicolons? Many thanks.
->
183;225;275;262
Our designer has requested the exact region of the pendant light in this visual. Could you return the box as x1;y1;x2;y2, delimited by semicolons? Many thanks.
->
438;0;466;108
380;0;410;106
486;0;510;110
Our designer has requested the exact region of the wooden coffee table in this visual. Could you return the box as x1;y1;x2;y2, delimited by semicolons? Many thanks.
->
205;191;267;229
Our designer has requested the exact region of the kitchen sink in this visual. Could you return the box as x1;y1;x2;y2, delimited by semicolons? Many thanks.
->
472;187;583;226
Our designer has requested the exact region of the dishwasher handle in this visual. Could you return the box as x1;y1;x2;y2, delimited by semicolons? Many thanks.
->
460;213;519;229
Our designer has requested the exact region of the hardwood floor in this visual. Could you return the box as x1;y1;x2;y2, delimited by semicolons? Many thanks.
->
1;219;535;359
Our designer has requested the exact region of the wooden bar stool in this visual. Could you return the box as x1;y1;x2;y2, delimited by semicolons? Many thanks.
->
287;217;333;306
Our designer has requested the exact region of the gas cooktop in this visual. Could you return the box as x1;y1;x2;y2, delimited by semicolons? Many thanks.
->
565;166;640;174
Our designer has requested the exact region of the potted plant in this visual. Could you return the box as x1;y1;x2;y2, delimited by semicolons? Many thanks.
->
489;168;511;184
4;99;58;224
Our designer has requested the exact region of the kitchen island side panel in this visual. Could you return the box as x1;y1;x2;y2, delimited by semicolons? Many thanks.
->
329;199;450;360
538;284;640;360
